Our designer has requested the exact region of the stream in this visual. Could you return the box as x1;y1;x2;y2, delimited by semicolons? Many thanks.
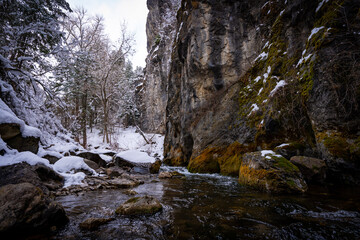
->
54;166;360;240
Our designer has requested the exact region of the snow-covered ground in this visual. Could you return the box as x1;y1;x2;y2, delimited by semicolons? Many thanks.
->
0;125;164;188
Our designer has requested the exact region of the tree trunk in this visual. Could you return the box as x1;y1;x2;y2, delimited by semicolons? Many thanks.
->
81;90;87;148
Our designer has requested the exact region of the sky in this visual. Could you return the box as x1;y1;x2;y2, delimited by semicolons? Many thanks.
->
66;0;149;68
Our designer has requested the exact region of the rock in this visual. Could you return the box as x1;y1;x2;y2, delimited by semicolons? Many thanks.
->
77;151;107;167
0;123;20;140
6;134;39;154
42;154;61;164
115;196;162;216
0;183;68;236
158;171;184;179
0;163;64;194
139;0;180;133
114;153;153;174
84;159;100;170
188;148;221;174
290;156;327;183
239;151;307;193
149;159;162;174
79;217;114;230
108;178;140;188
106;166;125;177
125;189;138;195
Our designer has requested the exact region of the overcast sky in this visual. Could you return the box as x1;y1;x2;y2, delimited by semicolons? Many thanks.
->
66;0;148;68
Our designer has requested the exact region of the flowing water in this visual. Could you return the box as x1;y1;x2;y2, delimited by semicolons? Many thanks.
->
54;166;360;240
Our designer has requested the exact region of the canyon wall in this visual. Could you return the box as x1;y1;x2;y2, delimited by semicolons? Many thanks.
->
161;0;360;185
139;0;180;133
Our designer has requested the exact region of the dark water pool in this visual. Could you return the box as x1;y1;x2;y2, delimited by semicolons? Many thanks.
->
54;166;360;240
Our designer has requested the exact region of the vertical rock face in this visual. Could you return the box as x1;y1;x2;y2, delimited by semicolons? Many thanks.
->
140;0;181;133
162;0;360;185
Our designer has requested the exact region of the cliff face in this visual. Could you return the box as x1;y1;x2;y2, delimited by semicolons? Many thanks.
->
163;0;360;184
139;0;180;133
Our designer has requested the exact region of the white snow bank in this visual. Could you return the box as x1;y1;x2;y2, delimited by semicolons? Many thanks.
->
53;156;97;175
116;150;156;163
100;154;113;162
60;172;86;188
0;151;50;167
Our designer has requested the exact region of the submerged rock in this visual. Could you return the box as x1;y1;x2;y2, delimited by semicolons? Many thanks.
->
115;195;162;216
239;151;307;193
290;156;327;183
79;217;114;230
0;183;68;236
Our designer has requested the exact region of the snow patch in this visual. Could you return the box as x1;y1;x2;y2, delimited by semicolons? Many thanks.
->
270;80;287;96
248;104;260;116
0;151;51;167
60;172;86;188
308;26;325;41
276;143;290;148
53;156;97;175
116;150;155;164
316;0;329;12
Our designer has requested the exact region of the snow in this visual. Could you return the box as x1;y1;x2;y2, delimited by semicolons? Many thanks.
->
263;66;271;80
255;52;268;61
296;54;312;67
248;104;260;116
308;26;325;41
270;80;287;96
276;143;290;148
37;147;63;158
261;150;283;159
116;150;156;163
254;76;262;83
0;151;51;167
100;154;113;162
53;156;97;175
47;142;81;154
22;125;42;138
316;0;329;12
60;172;86;188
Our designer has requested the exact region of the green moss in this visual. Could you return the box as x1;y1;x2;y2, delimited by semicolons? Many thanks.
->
154;35;161;45
272;155;300;173
188;147;221;173
125;197;140;204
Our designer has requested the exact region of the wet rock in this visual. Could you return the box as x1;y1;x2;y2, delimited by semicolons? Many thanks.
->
290;156;327;183
125;189;138;195
108;178;140;188
150;159;162;174
114;155;152;174
0;183;68;236
239;151;307;193
79;217;114;230
115;195;162;216
84;159;100;170
0;123;20;140
188;148;221;174
106;166;125;177
158;171;184;179
0;163;64;194
77;151;107;167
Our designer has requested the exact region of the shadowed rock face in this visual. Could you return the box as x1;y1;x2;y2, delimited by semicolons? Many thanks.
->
161;0;360;185
0;183;68;236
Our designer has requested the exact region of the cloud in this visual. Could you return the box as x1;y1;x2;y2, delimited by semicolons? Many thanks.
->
67;0;148;68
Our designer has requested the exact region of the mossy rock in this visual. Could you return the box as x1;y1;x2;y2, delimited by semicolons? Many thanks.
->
150;160;162;174
187;147;221;173
115;196;162;216
290;156;327;183
239;151;307;193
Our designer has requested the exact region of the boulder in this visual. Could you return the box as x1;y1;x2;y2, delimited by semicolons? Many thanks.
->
77;151;107;167
0;123;20;140
0;183;68;236
0;163;64;194
106;166;125;178
158;171;185;179
84;159;100;170
115;196;162;216
239;151;307;193
6;134;39;154
114;155;152;174
149;159;162;174
42;154;61;164
290;156;327;183
79;217;114;230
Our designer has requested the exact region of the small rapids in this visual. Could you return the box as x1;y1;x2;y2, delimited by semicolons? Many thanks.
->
54;167;360;240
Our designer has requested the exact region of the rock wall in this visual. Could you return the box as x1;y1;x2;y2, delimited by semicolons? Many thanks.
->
139;0;181;133
163;0;360;185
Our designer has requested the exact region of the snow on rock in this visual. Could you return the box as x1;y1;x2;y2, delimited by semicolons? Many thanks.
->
37;147;64;159
100;154;113;162
316;0;329;12
47;142;81;154
308;26;325;41
270;80;287;96
60;172;86;188
0;151;50;167
261;150;283;159
248;104;260;116
276;143;290;148
116;150;156;164
0;99;41;138
53;156;97;175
